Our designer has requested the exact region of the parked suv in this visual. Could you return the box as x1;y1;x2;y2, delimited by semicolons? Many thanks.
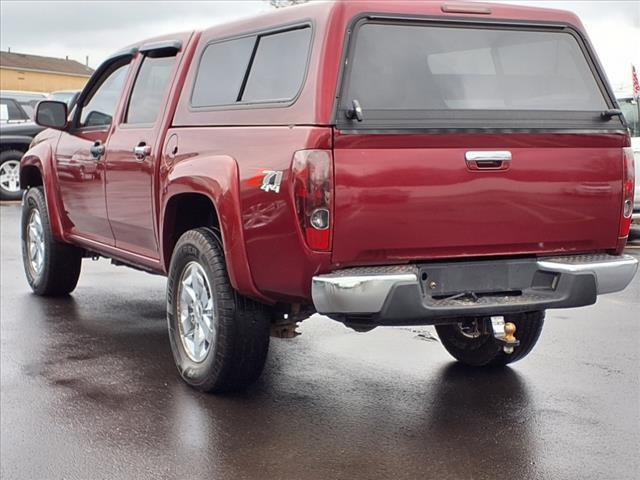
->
0;90;47;120
1;97;30;123
1;93;45;200
20;1;637;393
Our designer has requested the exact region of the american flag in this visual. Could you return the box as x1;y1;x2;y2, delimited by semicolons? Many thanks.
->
633;65;640;100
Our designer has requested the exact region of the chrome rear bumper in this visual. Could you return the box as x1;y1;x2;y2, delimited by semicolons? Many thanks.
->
312;254;638;324
536;255;638;294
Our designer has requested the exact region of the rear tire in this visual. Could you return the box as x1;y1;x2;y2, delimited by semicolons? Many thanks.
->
21;187;82;296
435;311;545;366
167;228;270;393
0;150;24;201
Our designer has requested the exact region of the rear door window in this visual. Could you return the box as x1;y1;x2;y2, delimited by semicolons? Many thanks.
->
340;21;612;129
126;54;176;125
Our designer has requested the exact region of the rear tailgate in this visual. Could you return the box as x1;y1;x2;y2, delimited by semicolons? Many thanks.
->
332;132;624;263
331;17;627;264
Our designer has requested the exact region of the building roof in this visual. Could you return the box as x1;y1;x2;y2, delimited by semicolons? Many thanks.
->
0;50;93;77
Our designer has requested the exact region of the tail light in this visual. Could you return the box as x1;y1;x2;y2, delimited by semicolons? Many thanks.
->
291;150;333;251
620;147;635;237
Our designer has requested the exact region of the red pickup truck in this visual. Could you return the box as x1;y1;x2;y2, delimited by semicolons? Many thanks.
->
20;1;637;392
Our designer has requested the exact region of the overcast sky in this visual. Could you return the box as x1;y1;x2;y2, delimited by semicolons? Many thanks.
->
1;0;638;92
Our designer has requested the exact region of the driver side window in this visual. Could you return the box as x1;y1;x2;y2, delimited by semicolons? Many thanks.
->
79;60;130;128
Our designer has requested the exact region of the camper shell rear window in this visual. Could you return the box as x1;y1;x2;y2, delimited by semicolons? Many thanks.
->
337;18;620;131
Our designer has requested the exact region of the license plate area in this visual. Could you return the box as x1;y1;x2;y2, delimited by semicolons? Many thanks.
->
419;258;554;299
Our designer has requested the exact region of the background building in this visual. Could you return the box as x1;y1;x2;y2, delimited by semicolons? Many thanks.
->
0;50;93;92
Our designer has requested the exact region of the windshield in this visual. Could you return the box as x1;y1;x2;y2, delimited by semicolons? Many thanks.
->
618;97;640;137
341;22;609;126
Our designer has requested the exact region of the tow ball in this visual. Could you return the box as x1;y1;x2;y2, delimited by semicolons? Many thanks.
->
490;316;519;354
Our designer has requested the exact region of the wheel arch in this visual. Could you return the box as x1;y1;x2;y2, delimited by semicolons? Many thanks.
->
19;142;67;241
161;155;272;304
161;192;221;267
20;164;43;188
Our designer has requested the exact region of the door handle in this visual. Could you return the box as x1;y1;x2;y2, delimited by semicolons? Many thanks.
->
133;142;151;160
465;151;512;171
90;141;105;159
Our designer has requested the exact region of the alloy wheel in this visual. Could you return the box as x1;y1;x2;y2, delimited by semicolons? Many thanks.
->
26;208;45;277
177;261;216;362
0;160;21;194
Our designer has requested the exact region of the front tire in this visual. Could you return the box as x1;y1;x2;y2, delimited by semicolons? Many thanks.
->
435;311;545;367
21;187;83;296
167;228;270;393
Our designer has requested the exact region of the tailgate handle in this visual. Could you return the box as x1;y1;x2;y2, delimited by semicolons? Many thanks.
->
465;151;512;171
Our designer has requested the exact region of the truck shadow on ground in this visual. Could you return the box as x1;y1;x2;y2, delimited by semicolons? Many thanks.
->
16;292;539;479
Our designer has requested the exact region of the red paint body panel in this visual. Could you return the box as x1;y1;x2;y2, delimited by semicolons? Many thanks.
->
332;132;625;264
19;1;631;305
55;128;114;245
161;127;332;302
20;132;66;241
105;31;194;260
105;126;159;258
159;150;251;289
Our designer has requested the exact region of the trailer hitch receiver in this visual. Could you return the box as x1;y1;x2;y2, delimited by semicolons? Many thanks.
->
490;316;520;354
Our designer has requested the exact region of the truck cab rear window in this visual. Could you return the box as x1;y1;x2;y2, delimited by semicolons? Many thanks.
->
191;26;311;108
340;22;609;127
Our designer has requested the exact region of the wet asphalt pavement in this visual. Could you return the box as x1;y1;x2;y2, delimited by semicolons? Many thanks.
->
1;202;639;480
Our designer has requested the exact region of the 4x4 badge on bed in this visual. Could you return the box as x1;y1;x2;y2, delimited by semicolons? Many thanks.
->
260;170;283;194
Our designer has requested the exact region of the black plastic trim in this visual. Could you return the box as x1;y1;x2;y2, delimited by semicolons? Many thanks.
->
337;128;629;135
139;40;182;56
103;47;138;64
236;34;261;102
70;54;134;131
374;273;596;324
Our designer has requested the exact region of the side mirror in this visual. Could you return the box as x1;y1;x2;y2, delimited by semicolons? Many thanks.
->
35;100;67;130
